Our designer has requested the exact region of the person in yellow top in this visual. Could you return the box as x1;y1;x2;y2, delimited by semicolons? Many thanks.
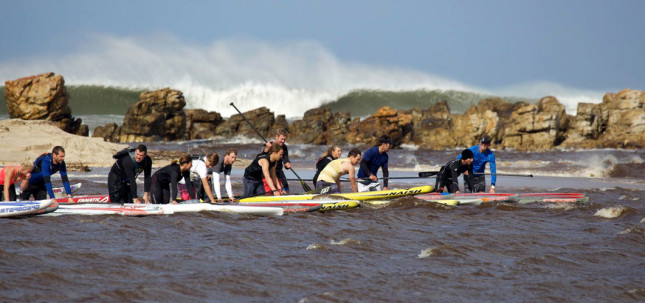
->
315;148;362;193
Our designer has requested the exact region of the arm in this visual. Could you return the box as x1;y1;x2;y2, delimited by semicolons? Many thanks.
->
143;157;152;203
212;172;223;201
382;165;389;190
449;162;461;193
170;168;180;202
42;157;56;199
201;177;216;202
347;163;358;193
224;175;235;202
464;165;475;194
122;158;140;203
260;159;280;196
282;145;291;169
359;158;376;181
489;154;497;193
3;167;13;201
185;171;196;200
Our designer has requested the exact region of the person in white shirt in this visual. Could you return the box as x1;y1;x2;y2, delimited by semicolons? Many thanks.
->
179;153;220;203
209;149;237;202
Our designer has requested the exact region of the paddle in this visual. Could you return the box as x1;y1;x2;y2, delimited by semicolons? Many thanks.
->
417;171;533;178
418;171;439;178
229;103;313;192
472;173;533;177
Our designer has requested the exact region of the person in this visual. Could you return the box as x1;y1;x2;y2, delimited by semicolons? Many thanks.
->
436;149;475;194
108;144;152;204
458;135;497;193
357;135;392;192
178;153;220;203
315;148;362;193
209;148;238;203
312;145;342;187
150;154;195;204
259;128;291;193
244;144;283;197
0;159;33;201
19;146;74;203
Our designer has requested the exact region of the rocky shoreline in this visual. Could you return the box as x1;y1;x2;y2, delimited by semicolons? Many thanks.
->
5;72;645;150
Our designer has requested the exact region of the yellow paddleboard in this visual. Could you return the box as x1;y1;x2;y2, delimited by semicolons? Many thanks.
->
239;185;433;203
316;201;360;212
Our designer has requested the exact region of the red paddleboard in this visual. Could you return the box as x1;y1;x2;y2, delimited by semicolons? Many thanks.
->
56;195;111;204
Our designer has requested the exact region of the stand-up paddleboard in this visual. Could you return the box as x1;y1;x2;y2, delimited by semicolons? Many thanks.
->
0;199;55;218
51;204;165;216
57;195;111;203
418;193;520;202
518;192;585;197
239;186;433;202
53;202;283;216
518;196;589;204
365;198;459;206
133;202;284;216
15;182;82;198
214;200;359;213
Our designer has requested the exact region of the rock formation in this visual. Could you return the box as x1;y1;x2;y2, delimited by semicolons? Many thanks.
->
94;87;188;142
4;72;87;136
81;82;645;150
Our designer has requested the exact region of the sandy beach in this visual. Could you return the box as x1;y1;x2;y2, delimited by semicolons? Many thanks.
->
0;119;127;167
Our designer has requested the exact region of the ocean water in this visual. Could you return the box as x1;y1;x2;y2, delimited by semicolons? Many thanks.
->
1;35;639;301
1;142;644;302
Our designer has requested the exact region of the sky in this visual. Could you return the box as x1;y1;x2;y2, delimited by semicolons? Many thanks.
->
1;0;643;116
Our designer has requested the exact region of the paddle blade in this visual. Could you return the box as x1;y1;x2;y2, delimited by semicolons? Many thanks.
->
418;171;439;178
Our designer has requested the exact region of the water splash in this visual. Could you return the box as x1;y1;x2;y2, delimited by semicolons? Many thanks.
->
0;34;606;118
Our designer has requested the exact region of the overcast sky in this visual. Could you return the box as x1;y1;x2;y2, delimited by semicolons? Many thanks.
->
1;0;643;93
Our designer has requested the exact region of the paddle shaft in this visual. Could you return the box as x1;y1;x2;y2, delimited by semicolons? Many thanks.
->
418;171;533;178
229;103;312;192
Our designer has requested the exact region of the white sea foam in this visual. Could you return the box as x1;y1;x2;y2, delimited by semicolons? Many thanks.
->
594;206;627;219
330;238;361;245
417;247;436;258
0;34;607;119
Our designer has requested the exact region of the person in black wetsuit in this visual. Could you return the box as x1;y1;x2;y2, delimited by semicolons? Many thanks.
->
150;154;195;204
108;144;152;204
435;149;475;194
244;144;284;197
312;145;341;187
258;128;291;193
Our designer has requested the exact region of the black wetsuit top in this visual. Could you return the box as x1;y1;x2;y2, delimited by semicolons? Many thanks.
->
110;151;152;197
244;154;277;181
152;163;195;201
436;159;474;193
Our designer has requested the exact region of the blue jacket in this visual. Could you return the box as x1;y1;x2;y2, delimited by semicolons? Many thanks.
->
457;146;497;185
29;153;72;198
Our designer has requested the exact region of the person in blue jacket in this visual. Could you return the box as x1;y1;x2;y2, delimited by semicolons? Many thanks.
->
19;146;74;202
457;135;497;193
357;135;392;192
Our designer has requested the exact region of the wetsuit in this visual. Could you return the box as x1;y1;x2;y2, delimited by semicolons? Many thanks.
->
312;155;334;187
20;153;71;200
458;146;496;192
357;146;389;192
243;153;277;197
209;156;234;201
435;159;474;193
150;163;194;204
257;142;290;192
108;149;152;204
